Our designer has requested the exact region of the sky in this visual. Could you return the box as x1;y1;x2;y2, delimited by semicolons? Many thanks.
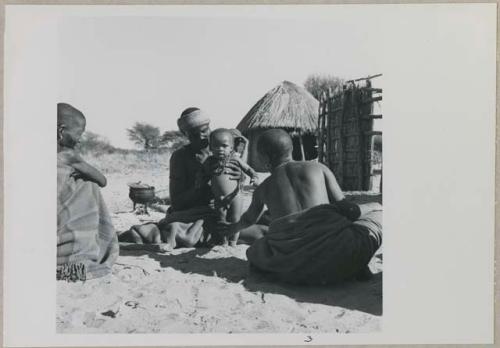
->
58;9;383;149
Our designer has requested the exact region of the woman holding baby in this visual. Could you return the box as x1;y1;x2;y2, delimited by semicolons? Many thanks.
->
119;107;249;248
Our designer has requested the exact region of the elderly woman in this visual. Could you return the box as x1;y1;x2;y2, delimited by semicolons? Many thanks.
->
119;107;243;248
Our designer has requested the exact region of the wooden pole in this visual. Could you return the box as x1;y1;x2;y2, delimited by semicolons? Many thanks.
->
299;131;306;160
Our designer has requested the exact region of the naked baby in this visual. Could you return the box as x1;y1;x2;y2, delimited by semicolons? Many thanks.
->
201;128;259;246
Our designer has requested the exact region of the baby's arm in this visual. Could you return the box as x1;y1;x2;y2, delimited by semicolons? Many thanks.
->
235;158;259;185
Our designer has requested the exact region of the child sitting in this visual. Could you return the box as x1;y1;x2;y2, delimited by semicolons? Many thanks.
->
57;103;107;187
200;128;259;246
57;103;118;281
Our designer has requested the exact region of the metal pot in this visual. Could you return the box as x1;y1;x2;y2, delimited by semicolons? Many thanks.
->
128;182;155;213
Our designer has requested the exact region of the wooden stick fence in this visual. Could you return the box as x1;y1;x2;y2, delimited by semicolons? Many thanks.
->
318;74;382;192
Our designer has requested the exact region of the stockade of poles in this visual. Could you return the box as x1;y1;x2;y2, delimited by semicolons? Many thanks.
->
317;74;383;192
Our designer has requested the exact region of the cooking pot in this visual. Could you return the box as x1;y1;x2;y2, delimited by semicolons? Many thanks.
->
128;182;155;213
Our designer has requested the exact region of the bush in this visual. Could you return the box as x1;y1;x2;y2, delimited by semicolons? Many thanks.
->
77;131;116;155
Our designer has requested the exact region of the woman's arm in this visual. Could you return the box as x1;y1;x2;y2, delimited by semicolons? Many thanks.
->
59;148;107;187
72;161;107;187
169;149;211;211
237;158;259;184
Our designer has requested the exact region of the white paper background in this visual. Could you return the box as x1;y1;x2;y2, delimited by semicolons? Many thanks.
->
3;4;496;346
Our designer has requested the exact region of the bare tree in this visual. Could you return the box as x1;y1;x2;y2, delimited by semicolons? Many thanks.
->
127;122;161;151
304;74;344;101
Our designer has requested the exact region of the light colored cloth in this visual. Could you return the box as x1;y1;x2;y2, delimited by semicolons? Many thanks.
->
177;109;210;133
57;162;118;281
246;204;382;285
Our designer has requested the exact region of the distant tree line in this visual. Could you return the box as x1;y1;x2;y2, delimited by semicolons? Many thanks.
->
77;123;188;154
127;122;188;152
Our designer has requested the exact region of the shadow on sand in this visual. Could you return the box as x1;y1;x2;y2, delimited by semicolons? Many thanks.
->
120;246;382;316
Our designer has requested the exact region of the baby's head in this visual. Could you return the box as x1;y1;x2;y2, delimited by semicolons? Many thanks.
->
57;103;86;149
257;129;293;168
234;138;246;155
210;128;234;160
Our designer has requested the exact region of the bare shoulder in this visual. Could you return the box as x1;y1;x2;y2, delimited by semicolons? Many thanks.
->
288;160;325;174
169;146;183;162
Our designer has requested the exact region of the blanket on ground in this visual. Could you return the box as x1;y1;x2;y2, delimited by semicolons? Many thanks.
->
246;204;382;285
57;163;118;282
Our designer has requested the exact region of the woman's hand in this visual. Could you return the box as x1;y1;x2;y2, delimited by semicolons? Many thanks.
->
224;159;243;181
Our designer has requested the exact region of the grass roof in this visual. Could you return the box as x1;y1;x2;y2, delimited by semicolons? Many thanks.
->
237;81;319;134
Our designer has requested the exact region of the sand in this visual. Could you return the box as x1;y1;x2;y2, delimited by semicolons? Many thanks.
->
57;168;383;334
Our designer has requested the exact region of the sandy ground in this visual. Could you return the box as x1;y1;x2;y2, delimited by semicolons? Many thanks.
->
57;168;383;333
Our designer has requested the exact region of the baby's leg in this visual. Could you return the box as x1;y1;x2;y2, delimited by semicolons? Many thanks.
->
215;197;230;245
226;195;244;246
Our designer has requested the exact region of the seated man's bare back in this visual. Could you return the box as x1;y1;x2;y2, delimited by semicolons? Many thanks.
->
259;161;344;221
219;129;382;285
221;129;378;243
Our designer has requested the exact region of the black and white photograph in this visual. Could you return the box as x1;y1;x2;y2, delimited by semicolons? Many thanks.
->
4;4;496;346
55;12;383;334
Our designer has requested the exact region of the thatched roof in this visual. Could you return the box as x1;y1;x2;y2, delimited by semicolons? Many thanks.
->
237;80;319;135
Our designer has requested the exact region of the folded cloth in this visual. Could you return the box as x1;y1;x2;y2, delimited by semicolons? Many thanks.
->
246;204;382;285
57;163;118;282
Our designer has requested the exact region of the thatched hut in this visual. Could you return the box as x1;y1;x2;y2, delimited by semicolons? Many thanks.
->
237;80;319;172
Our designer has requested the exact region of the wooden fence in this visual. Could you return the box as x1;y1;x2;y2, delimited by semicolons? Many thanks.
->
318;74;382;192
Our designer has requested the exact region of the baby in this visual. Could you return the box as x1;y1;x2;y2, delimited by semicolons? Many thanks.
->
201;128;259;246
57;103;107;187
230;128;248;158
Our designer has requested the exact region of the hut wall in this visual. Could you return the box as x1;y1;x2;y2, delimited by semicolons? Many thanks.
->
318;74;382;192
244;129;318;173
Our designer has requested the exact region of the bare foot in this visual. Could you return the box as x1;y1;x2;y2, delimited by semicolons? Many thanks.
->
160;225;177;250
158;243;174;252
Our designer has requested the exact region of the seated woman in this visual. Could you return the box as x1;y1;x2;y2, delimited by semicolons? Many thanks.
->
57;103;118;281
119;107;247;249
